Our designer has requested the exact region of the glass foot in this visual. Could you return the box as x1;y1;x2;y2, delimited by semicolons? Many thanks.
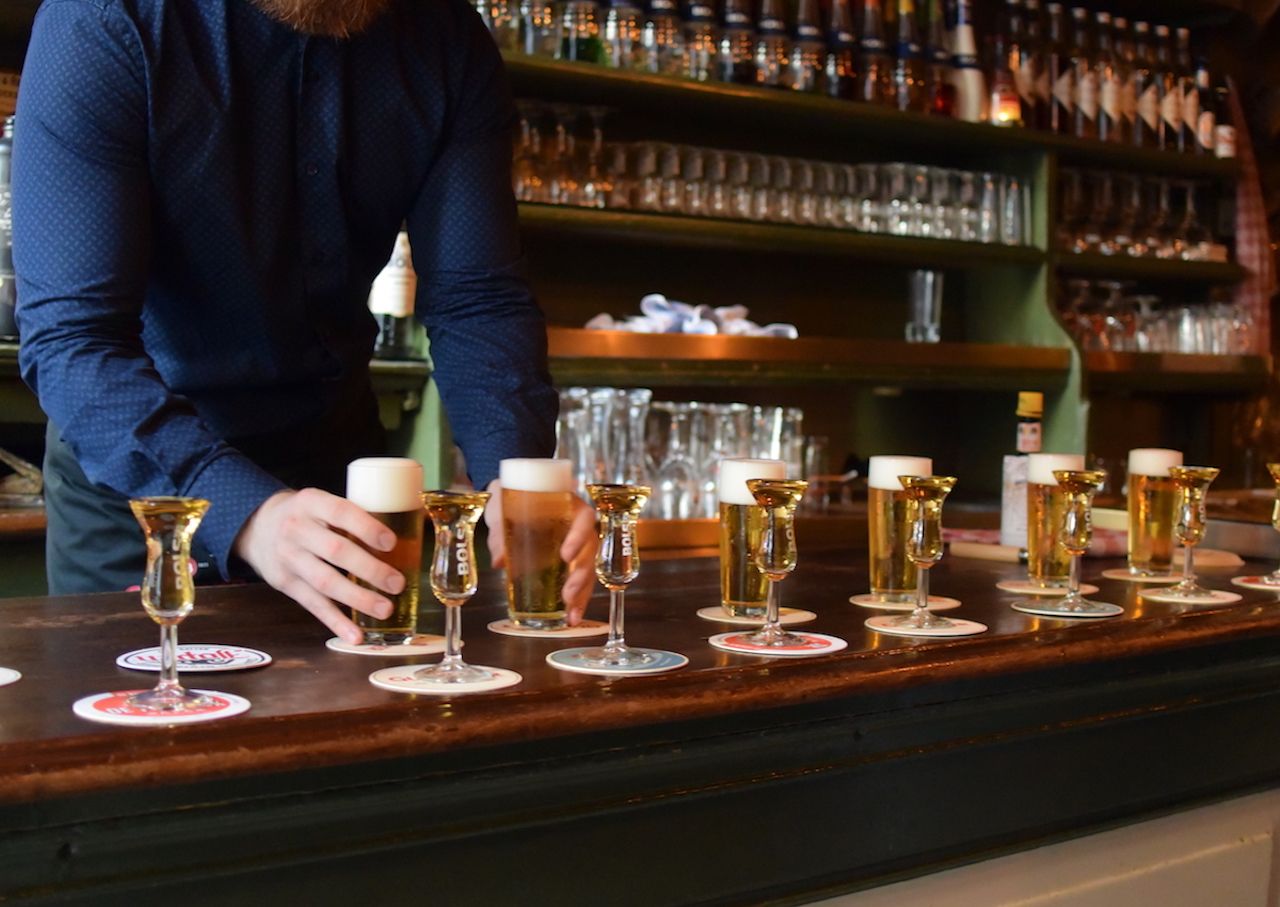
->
1011;598;1123;619
572;645;655;668
125;686;214;712
547;647;689;675
1140;586;1243;606
412;662;494;685
864;615;987;638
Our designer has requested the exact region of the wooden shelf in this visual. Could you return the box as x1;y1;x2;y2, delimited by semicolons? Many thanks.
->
547;327;1071;390
1084;350;1271;393
1055;252;1247;284
519;204;1046;270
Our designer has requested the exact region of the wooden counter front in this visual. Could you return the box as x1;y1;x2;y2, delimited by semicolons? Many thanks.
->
3;546;1280;904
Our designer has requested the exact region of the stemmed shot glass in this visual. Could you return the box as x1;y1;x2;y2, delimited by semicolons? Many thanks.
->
1232;463;1280;592
1142;467;1242;606
864;476;987;638
547;483;688;675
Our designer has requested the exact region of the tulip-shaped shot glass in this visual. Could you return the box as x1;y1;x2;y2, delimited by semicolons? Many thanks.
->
1012;470;1123;618
864;476;988;638
1232;463;1280;592
709;478;848;657
1142;467;1242;605
547;484;689;676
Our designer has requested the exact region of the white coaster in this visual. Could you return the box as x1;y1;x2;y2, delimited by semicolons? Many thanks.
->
116;645;272;673
486;619;609;639
368;665;522;694
0;668;19;687
1012;600;1124;619
72;690;251;726
1139;588;1243;605
696;606;817;626
864;615;988;638
850;594;961;612
546;647;689;676
1101;568;1183;584
325;635;447;656
1231;575;1280;592
996;580;1099;597
708;631;848;658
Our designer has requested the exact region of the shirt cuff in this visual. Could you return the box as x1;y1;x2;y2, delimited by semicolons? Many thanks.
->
184;450;288;581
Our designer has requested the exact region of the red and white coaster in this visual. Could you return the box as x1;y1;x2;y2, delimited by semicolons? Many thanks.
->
695;606;816;626
1139;588;1243;606
996;580;1099;597
0;668;19;688
325;635;447;656
708;631;847;658
368;665;522;694
116;644;272;673
72;690;251;726
850;594;961;612
1100;568;1183;584
1232;575;1280;592
486;619;608;639
864;615;988;638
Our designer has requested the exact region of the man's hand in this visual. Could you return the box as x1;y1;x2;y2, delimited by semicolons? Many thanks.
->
485;479;599;625
234;488;404;644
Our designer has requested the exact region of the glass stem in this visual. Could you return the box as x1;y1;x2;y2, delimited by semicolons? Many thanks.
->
443;605;462;668
911;566;930;627
1067;552;1082;601
606;587;626;653
765;576;780;628
1182;542;1195;588
158;623;181;695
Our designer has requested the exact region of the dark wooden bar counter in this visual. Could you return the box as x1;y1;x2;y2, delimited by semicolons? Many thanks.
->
4;542;1280;905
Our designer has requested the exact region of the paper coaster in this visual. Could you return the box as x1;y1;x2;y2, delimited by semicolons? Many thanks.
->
1101;568;1183;584
72;690;251;726
708;631;848;658
864;615;988;638
0;668;20;687
116;645;272;673
996;580;1099;597
368;665;522;694
1139;588;1243;605
850;594;961;612
325;635;447;656
486;619;609;639
1231;576;1280;592
695;606;816;626
546;647;689;676
1011;600;1124;619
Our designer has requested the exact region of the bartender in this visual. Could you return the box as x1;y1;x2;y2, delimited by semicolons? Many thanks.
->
12;0;595;641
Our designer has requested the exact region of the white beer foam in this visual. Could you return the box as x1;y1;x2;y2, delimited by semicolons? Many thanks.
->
1128;448;1183;477
868;456;932;491
718;458;785;505
346;458;423;513
500;458;574;493
1028;453;1084;486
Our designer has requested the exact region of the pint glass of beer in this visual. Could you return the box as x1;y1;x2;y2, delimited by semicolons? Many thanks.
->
1026;453;1083;589
346;457;425;645
1127;448;1183;577
501;458;576;629
718;457;785;617
867;455;933;604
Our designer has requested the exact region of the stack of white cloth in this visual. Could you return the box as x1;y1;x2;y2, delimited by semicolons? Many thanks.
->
585;294;799;338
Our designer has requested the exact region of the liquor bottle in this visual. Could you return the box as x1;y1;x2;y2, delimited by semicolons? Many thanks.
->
1155;24;1180;151
717;0;756;84
1045;3;1072;135
558;0;605;62
988;9;1023;125
604;0;644;68
825;0;860;99
641;0;687;76
789;0;826;92
1175;27;1197;153
1095;11;1121;142
755;0;791;88
1069;7;1097;140
1003;0;1034;127
948;0;986;122
1024;0;1049;129
1112;16;1135;143
1130;21;1159;148
892;0;926;112
369;229;418;361
684;0;718;81
1214;82;1236;158
1193;58;1215;155
923;0;955;116
999;391;1044;550
857;0;893;104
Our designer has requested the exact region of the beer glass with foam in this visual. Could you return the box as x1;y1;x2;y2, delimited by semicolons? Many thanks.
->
346;457;425;645
501;458;576;629
1127;448;1183;577
1026;453;1084;588
718;458;786;617
867;455;932;603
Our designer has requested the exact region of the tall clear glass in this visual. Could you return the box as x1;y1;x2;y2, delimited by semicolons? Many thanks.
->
1127;447;1183;577
413;491;491;684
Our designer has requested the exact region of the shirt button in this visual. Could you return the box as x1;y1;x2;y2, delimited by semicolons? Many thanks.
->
304;163;319;177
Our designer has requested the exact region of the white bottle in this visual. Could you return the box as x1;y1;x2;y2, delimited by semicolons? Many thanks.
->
368;229;418;360
1000;391;1043;550
948;0;987;123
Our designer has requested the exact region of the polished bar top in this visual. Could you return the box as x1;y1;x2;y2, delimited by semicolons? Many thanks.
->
1;541;1277;805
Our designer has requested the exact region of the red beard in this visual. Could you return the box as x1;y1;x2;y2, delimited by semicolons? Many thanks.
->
248;0;393;37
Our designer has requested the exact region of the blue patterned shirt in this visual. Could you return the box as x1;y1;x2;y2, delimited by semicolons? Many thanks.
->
13;0;557;578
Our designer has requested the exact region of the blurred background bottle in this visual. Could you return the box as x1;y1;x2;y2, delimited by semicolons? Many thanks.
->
1000;391;1044;550
368;229;418;361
